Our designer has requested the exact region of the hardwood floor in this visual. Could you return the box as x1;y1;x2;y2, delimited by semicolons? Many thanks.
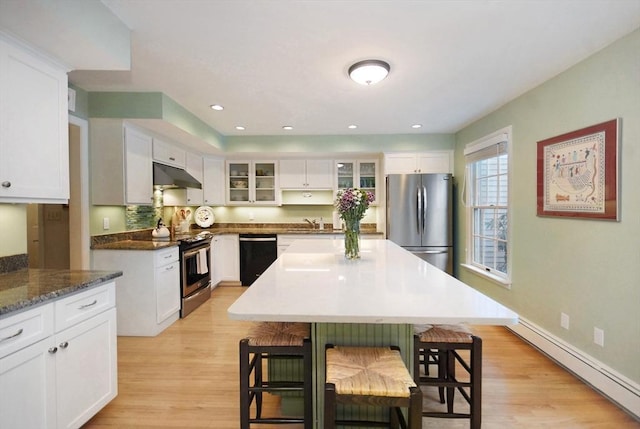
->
84;286;639;428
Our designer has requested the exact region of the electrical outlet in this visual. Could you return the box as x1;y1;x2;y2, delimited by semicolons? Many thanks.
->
103;217;110;230
594;327;604;347
560;312;570;330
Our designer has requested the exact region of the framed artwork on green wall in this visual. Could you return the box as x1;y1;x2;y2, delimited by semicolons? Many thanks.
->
537;118;619;220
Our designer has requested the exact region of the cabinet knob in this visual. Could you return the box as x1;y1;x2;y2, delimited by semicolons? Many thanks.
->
1;181;10;188
59;341;69;349
48;346;58;354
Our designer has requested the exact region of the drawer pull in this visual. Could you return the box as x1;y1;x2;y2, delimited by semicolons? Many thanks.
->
48;346;58;354
59;341;69;349
1;328;23;342
1;181;11;188
78;299;98;310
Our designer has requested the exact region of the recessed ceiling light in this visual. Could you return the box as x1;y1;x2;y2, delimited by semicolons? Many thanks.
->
348;125;358;129
235;126;245;131
348;59;390;85
411;124;422;129
210;104;224;111
282;125;293;130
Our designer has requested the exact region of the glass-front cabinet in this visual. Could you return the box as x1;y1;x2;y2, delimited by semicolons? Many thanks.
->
226;161;278;205
335;159;379;204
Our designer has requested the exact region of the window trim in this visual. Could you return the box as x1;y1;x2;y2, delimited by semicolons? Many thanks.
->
463;126;513;288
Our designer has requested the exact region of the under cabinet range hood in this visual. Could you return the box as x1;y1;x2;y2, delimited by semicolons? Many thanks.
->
153;162;202;189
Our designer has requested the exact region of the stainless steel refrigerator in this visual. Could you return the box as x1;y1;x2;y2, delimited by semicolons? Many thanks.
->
386;173;453;274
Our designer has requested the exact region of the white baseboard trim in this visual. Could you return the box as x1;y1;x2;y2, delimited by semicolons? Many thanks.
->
508;317;639;419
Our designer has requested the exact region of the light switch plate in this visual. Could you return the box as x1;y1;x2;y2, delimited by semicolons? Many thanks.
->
560;312;570;330
594;327;604;347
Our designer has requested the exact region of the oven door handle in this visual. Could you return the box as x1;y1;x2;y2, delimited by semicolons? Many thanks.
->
239;237;277;242
183;246;210;258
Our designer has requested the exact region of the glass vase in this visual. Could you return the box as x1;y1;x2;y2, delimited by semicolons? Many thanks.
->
344;219;361;260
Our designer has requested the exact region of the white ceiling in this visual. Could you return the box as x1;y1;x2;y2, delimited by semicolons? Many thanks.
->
67;0;640;137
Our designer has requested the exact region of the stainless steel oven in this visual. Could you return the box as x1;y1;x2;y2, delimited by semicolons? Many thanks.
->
178;234;212;317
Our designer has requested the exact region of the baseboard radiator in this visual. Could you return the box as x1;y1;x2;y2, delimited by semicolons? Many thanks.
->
508;317;639;420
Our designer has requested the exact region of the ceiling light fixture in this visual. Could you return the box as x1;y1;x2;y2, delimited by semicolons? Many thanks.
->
348;124;358;129
210;104;224;111
235;126;245;131
411;124;422;129
282;125;293;130
348;59;390;85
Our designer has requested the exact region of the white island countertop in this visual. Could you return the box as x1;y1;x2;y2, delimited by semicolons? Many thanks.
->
228;239;518;325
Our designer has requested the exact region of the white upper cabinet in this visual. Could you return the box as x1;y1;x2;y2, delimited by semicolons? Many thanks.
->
152;138;185;168
0;35;69;203
384;151;453;175
124;127;154;205
279;159;333;189
226;161;279;205
185;151;204;206
203;157;225;206
335;159;380;205
90;120;154;206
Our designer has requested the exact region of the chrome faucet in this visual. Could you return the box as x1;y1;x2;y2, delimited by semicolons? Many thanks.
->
303;218;317;229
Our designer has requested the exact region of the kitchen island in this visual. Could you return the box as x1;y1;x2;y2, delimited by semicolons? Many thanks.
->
228;238;518;427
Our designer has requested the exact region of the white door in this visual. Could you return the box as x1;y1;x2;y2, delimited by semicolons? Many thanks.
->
124;127;153;205
55;309;117;429
0;338;56;429
156;260;180;324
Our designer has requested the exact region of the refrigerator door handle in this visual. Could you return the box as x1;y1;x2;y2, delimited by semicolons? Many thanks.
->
422;185;427;231
412;250;449;254
416;185;422;234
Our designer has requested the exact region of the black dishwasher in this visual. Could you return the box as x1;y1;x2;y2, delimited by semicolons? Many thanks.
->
239;234;278;286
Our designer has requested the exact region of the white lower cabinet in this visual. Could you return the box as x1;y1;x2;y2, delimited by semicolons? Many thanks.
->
277;234;380;256
0;337;56;428
0;281;117;429
55;308;117;429
213;234;240;282
92;247;180;336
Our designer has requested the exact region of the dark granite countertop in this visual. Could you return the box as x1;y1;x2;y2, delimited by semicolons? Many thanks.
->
92;239;179;251
91;224;384;251
0;269;123;317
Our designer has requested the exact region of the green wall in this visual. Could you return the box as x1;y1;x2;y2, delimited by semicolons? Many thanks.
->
453;29;640;383
0;205;27;255
226;133;454;153
88;92;225;151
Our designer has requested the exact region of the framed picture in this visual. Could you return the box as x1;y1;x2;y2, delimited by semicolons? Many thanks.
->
537;119;619;220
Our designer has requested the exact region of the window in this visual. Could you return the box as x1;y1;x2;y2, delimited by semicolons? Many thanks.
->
463;127;511;286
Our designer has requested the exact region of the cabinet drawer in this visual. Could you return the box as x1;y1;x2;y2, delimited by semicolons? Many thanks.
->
153;139;185;167
0;304;54;359
54;282;116;332
155;247;179;266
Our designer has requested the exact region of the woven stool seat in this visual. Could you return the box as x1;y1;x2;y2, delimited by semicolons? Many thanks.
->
324;345;422;429
415;324;474;343
247;321;311;346
326;346;416;398
240;322;312;429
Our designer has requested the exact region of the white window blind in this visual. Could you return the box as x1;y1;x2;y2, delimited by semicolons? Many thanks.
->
463;129;511;286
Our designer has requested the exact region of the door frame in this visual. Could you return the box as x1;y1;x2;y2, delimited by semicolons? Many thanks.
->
68;115;90;269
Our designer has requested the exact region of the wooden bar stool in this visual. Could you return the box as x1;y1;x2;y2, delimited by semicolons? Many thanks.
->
239;322;313;429
413;324;482;429
324;345;422;429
